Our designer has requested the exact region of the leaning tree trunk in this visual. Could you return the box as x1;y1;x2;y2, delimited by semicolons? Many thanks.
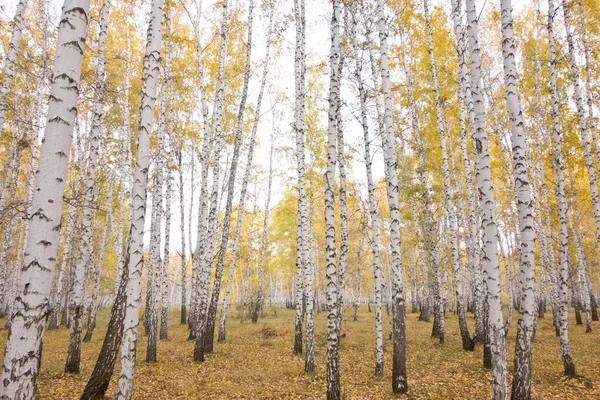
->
547;0;576;377
202;0;253;357
293;0;308;356
561;0;600;278
348;5;384;375
498;0;538;397
65;0;111;374
325;2;341;398
202;0;256;359
0;1;91;396
377;0;407;393
116;0;164;396
0;0;30;136
81;260;129;400
465;0;508;397
220;4;273;337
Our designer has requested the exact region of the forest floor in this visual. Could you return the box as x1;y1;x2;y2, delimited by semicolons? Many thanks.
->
1;306;599;399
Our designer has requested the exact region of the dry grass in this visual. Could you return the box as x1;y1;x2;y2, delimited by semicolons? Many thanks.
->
1;306;599;399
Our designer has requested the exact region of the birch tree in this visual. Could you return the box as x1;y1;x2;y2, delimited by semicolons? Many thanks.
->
293;0;308;356
117;0;165;395
325;0;341;397
64;0;111;374
497;0;537;397
348;3;383;375
465;0;508;396
376;0;407;393
0;1;91;396
252;132;275;324
201;0;255;357
0;0;30;137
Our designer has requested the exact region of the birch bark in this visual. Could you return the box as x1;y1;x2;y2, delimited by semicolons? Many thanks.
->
465;0;508;396
325;1;341;397
0;2;91;396
376;0;407;393
547;0;576;376
116;0;164;394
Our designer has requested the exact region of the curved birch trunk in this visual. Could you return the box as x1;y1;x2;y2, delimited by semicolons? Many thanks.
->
116;0;164;395
0;2;91;396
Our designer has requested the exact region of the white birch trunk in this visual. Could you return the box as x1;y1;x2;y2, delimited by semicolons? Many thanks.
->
193;0;228;361
117;0;164;395
0;2;91;396
220;4;273;335
0;0;30;136
325;1;341;397
376;0;407;393
547;0;576;377
293;0;308;357
348;5;384;375
465;0;508;396
65;0;111;373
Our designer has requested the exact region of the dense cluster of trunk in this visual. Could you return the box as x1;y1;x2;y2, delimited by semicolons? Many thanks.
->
0;0;598;399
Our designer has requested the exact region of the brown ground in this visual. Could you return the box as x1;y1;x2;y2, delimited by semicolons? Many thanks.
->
1;306;599;399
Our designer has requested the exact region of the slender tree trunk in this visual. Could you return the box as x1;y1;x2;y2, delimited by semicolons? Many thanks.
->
465;0;508;396
0;0;30;136
178;148;187;325
160;163;172;341
293;0;308;356
65;0;111;373
325;2;341;398
116;0;164;395
547;0;576;377
496;0;537;397
252;135;274;325
202;0;254;357
83;209;111;343
561;0;600;263
81;260;129;400
376;0;407;393
221;5;273;336
0;2;91;396
193;0;229;361
349;6;384;375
